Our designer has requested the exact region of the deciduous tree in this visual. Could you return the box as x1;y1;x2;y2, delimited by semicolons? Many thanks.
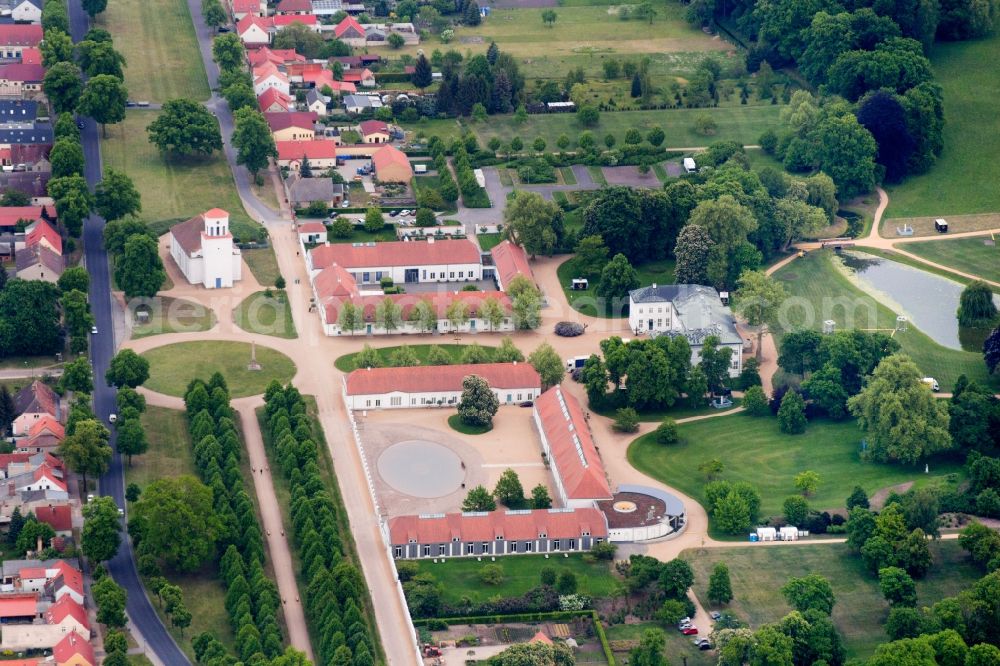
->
528;342;564;389
232;108;277;179
60;419;112;491
78;74;128;136
131;475;220;572
95;169;141;222
147;99;223;157
105;349;151;388
457;375;499;427
114;234;166;298
82;496;122;563
503;190;562;258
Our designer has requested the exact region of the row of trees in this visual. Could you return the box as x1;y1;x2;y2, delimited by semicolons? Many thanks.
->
434;41;524;118
460;468;552;512
262;382;378;666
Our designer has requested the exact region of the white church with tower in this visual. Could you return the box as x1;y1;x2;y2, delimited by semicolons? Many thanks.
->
169;208;243;289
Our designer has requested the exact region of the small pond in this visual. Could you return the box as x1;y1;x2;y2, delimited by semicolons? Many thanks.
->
838;251;999;351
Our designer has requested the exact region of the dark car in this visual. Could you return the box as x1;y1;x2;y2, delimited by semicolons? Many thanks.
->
519;401;533;408
126;100;137;107
218;26;232;32
76;120;86;129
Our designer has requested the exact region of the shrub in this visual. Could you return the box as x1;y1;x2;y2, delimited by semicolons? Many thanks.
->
554;321;585;337
612;407;640;433
743;385;769;416
540;566;556;586
479;564;504;586
654;419;679;445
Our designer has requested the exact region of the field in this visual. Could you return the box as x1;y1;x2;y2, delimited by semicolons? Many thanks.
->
242;248;283;287
96;0;210;102
772;250;1000;390
886;30;1000;218
333;343;501;372
684;541;982;659
412;106;783;150
556;256;675;317
101;112;265;243
628;413;965;520
129;406;234;660
233;291;297;339
130;296;216;339
897;236;1000;284
141;341;296;397
407;554;617;604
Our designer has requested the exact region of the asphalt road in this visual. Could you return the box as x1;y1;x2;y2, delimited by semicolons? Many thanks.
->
68;0;191;663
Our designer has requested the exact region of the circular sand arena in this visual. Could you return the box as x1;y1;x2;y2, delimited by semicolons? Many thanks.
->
377;440;464;498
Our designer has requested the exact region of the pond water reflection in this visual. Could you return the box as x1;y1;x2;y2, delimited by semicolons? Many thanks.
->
837;251;999;351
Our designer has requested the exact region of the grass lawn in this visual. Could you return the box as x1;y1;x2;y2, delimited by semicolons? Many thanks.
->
684;541;982;660
242;247;282;288
447;413;492;435
96;0;209;103
129;406;234;660
101;112;265;243
0;354;62;370
895;236;1000;285
587;167;608;185
141;341;296;398
773;250;1000;390
130;296;216;339
413;174;458;213
233;291;297;338
559;167;578;185
334;343;500;372
854;246;1000;294
477;233;503;251
556;256;675;317
592;397;742;422
329;223;399;244
880;212;1000;238
886;31;1000;218
605;622;713;666
408;554;617;605
629;413;966;521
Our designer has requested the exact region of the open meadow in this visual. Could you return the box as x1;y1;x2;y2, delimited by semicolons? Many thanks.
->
897;235;1000;284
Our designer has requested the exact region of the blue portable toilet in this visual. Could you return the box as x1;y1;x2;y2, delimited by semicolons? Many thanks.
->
749;533;759;542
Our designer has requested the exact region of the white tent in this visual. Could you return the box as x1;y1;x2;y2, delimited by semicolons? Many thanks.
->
779;526;798;541
756;527;776;541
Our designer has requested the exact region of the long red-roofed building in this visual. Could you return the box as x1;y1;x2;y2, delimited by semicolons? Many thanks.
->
307;237;481;285
490;239;534;291
389;507;608;559
343;362;540;410
533;386;612;507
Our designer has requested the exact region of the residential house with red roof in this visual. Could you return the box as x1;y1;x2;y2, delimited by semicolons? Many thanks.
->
297;221;327;245
0;63;45;98
333;15;365;41
248;47;304;68
388;507;608;559
273;14;317;30
276;139;336;172
10;463;66;495
307;237;481;285
252;62;290;97
533;386;613;508
236;14;273;46
45;561;84;606
44;596;89;635
12;381;61;436
52;630;94;666
230;0;265;20
1;596;88;651
0;205;48;230
275;0;312;14
359;119;389;143
15;244;63;283
265;111;316;141
0;25;42;58
18;416;65;453
344;362;540;409
489;240;534;291
169;209;243;289
371;144;412;182
257;87;292;113
32;505;72;536
24;219;61;255
302;69;355;95
341;67;375;88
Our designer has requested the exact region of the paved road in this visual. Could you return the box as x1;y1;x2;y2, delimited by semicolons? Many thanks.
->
67;1;191;664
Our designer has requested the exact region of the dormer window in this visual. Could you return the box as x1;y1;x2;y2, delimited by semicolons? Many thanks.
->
538;533;546;539
495;535;504;540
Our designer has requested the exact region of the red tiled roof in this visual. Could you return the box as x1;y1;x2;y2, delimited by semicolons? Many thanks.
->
530;631;553;645
249;47;304;67
265;111;317;132
310;238;480;271
18;567;46;579
53;631;94;666
257;87;291;112
371;145;413;180
34;504;72;532
0;25;42;47
0;205;45;228
19;47;41;65
334;15;365;38
359;119;388;136
341;68;373;83
276;139;336;161
535;386;612;501
28;416;64;440
273;14;317;27
171;209;229;255
231;0;260;14
298;221;327;234
490;240;533;289
25;219;61;255
0;593;38;618
0;453;31;468
32;463;67;491
45;595;88;630
346;362;540;395
276;0;312;12
236;14;273;35
253;61;286;83
0;63;46;82
50;561;83;595
314;262;357;300
388;507;608;546
14;380;59;419
303;70;356;93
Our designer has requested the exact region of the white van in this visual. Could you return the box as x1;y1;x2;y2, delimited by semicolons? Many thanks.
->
921;377;940;392
565;356;589;371
683;157;697;174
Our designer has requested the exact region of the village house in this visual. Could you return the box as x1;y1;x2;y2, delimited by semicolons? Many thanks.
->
307;237;481;284
532;386;613;508
304;88;329;115
252;62;290;97
332;15;366;43
17;416;65;453
1;0;43;24
12;381;61;436
276;138;336;172
342;94;381;114
0;596;91;651
52;630;94;666
257;87;292;113
265;111;317;141
273;14;318;30
24;218;60;254
169;208;243;289
15;244;63;282
275;0;312;14
248;46;304;68
0;205;49;230
388;507;609;559
0;25;42;59
343;362;541;409
0;63;45;100
230;0;266;19
286;176;344;209
488;240;534;291
297;221;327;245
9;462;66;496
627;284;744;377
358;119;390;144
371;144;412;183
236;14;273;46
31;505;72;537
341;67;375;88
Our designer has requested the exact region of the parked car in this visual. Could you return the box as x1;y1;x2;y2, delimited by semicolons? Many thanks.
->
710;611;722;620
681;626;699;636
218;25;232;32
91;325;98;334
126;100;137;107
77;119;86;129
519;401;533;408
677;618;692;628
389;210;399;217
692;638;712;650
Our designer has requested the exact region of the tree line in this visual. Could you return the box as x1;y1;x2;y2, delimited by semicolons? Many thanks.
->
262;382;379;666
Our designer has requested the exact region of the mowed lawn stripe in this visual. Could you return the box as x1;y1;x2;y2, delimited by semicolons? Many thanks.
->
899;236;1000;284
98;0;209;102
